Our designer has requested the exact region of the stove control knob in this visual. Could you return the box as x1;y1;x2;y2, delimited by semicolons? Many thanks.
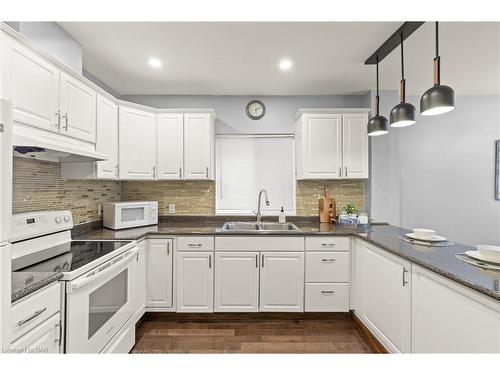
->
55;216;62;224
64;215;71;223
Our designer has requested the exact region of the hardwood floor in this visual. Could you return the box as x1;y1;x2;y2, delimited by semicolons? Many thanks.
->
131;313;377;354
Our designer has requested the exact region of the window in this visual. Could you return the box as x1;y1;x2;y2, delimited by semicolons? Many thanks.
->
216;135;296;215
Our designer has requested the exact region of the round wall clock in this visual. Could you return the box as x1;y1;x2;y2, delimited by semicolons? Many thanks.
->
246;100;266;120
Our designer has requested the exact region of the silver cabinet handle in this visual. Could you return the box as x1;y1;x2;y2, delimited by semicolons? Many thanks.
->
55;110;61;130
345;166;348;177
136;251;139;261
205;167;209;178
179;167;182;178
152;166;156;178
402;267;409;286
188;243;202;247
255;254;258;268
321;258;336;263
321;291;335;295
339;167;342;177
208;254;212;268
261;254;264;268
54;321;61;344
17;307;47;326
167;241;170;255
62;113;68;130
115;164;119;178
321;243;336;247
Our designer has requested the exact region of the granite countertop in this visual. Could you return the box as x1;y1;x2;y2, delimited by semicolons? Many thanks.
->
74;217;500;302
11;271;63;303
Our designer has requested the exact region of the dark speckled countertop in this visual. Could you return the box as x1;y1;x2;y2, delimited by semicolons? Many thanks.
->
73;216;500;302
11;272;63;303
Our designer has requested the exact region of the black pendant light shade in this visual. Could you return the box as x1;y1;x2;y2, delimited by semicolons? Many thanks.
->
390;33;416;127
420;22;455;116
367;58;388;136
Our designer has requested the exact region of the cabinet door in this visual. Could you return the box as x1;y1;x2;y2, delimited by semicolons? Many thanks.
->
412;265;500;353
176;251;214;312
7;39;59;132
135;240;147;313
260;252;304;312
95;94;118;179
10;313;60;353
119;106;156;179
361;242;411;353
184;113;213;180
300;114;342;179
342;114;369;179
146;239;173;309
156;113;184;179
214;252;259;312
59;72;97;143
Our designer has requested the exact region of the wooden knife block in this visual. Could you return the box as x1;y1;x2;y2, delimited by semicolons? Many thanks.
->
318;187;336;223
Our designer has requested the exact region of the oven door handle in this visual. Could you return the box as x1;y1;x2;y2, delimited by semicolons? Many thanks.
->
67;247;138;293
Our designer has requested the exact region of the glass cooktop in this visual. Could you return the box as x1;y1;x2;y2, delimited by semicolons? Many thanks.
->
12;241;133;274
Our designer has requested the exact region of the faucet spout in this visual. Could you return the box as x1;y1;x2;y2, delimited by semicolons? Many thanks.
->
256;189;270;224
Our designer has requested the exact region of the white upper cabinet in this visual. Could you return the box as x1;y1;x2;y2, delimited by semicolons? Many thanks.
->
95;94;118;178
119;106;156;180
295;109;370;180
296;113;342;179
156;113;184;180
342;114;369;179
6;39;59;133
59;72;97;143
184;113;214;180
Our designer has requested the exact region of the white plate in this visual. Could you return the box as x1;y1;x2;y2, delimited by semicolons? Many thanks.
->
465;251;500;265
405;233;447;242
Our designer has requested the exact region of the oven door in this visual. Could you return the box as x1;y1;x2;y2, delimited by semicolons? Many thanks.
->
117;204;153;229
65;247;138;353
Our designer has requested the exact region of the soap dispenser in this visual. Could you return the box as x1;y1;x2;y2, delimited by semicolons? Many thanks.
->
279;207;286;223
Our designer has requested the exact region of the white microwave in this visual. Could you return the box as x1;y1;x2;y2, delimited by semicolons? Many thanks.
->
103;201;158;230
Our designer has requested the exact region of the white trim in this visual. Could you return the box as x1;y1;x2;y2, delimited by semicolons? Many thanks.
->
294;107;370;121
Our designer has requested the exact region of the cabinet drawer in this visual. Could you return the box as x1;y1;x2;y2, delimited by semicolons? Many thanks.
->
215;236;304;251
305;236;350;251
11;283;61;342
305;252;349;282
305;283;349;312
177;236;214;251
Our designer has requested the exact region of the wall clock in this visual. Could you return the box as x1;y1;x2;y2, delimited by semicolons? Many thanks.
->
246;100;266;120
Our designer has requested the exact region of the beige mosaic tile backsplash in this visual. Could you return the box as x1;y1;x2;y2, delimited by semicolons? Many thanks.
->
13;157;121;225
13;157;366;223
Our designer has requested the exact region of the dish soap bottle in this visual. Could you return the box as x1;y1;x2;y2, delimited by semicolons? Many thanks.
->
279;207;286;223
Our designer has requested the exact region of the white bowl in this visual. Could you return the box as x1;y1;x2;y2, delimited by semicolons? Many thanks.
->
412;228;436;240
476;245;500;261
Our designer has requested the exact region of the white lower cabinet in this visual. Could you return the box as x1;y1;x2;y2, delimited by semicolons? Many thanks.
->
146;239;173;309
10;313;61;353
176;251;214;312
214;252;259;312
411;265;500;353
260;252;304;312
305;283;349;312
356;241;411;353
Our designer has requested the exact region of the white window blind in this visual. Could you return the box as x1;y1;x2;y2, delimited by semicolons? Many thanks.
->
216;135;296;215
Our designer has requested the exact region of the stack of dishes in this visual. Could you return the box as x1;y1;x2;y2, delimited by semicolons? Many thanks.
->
465;245;500;265
404;228;447;243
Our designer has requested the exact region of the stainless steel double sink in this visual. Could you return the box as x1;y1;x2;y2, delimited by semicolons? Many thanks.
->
221;221;301;232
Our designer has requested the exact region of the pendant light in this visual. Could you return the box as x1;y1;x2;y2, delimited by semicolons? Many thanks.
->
367;57;389;136
420;22;455;116
390;33;416;127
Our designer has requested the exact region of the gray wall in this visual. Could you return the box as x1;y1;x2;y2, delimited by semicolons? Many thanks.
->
371;91;500;246
122;95;369;134
7;22;82;73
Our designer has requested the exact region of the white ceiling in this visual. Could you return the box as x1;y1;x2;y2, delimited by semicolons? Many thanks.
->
58;22;500;96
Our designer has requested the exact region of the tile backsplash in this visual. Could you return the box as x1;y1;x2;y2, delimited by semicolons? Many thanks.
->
13;157;120;225
13;157;366;223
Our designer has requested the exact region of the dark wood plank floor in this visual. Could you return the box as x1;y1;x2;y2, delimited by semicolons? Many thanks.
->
131;312;376;354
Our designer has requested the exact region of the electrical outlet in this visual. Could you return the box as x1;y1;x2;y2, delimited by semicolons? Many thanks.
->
98;204;103;219
168;204;176;214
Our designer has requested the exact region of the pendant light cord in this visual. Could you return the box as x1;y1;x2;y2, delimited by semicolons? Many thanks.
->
434;21;441;86
376;56;380;115
400;33;404;80
435;21;439;57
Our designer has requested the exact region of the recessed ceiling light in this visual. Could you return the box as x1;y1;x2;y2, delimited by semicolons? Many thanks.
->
279;59;293;71
148;57;162;68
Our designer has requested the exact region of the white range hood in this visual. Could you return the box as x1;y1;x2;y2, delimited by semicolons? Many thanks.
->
13;123;108;163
